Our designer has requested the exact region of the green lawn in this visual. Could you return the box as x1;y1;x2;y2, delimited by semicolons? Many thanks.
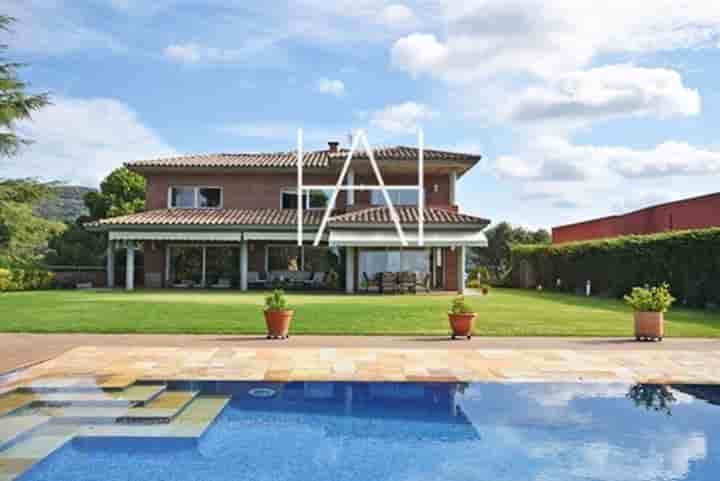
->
0;288;719;336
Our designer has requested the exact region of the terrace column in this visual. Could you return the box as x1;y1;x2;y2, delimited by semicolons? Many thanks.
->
125;242;135;291
345;247;355;293
106;239;115;288
240;240;248;291
456;245;466;295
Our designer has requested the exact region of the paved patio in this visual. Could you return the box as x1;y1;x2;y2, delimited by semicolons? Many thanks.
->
3;341;720;393
2;333;720;374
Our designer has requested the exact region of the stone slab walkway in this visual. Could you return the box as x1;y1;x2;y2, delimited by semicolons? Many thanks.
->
4;345;720;390
2;333;719;374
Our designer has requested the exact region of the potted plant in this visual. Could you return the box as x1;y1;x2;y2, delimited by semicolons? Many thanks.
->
448;295;476;340
624;283;675;341
264;289;293;339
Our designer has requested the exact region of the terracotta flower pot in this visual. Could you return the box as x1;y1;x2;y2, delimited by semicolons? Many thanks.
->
264;309;294;339
448;312;476;340
634;311;664;341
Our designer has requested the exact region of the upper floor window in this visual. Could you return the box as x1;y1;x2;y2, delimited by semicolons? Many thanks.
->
169;186;222;208
281;189;329;210
371;189;418;206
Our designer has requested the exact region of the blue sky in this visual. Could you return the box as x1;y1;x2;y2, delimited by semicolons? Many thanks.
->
3;0;720;230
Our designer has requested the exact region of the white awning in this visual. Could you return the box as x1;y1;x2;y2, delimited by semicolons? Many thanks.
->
109;231;243;242
328;229;488;247
243;231;327;242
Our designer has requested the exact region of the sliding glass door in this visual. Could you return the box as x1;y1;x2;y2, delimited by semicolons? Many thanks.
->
169;246;203;285
168;245;239;287
358;248;432;285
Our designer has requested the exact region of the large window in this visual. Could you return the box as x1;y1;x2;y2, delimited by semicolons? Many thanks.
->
171;187;195;208
303;246;331;273
359;248;430;279
168;245;239;287
281;189;329;209
267;246;301;272
265;245;335;272
371;189;418;206
169;186;222;208
169;246;203;284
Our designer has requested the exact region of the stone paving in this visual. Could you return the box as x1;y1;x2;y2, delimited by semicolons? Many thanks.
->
3;345;720;389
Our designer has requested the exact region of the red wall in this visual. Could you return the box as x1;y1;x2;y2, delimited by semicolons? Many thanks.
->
552;193;720;243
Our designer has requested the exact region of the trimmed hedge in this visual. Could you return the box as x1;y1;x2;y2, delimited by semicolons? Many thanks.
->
0;268;54;292
510;228;720;308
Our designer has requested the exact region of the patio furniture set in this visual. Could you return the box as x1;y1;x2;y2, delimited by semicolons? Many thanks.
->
362;272;431;294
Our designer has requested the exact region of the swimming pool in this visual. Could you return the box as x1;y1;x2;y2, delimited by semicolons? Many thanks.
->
3;381;720;481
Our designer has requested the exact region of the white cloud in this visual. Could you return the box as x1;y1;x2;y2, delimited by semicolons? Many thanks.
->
391;0;720;82
315;78;346;97
504;64;701;123
164;42;245;64
370;101;434;134
391;34;448;79
378;4;418;30
495;136;720;182
3;96;175;186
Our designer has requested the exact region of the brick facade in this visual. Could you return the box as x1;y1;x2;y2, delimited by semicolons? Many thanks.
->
145;172;454;211
552;193;720;244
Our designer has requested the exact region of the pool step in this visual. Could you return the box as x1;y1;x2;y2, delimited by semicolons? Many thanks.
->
0;416;49;451
0;432;74;481
19;375;137;393
80;395;230;438
0;393;36;417
117;391;199;423
29;406;134;424
31;384;167;407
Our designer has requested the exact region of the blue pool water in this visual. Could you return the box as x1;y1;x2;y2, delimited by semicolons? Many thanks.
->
17;382;720;481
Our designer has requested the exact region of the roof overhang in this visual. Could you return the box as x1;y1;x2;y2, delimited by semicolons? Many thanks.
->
328;229;488;247
107;230;326;242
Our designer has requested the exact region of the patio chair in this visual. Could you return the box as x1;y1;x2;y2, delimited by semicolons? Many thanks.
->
415;273;431;293
363;272;380;293
211;278;232;289
303;272;326;289
399;271;417;294
380;272;398;294
288;271;311;289
247;272;266;289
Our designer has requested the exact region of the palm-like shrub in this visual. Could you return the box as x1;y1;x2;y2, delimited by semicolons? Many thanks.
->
624;283;675;312
264;289;289;311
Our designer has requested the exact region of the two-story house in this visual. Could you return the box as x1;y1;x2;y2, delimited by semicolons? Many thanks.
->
87;141;489;293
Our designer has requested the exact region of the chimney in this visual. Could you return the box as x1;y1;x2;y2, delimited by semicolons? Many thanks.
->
328;141;339;153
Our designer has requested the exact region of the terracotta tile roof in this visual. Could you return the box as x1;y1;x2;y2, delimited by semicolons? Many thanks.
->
330;207;490;226
126;152;329;169
87;207;489;228
126;146;480;170
88;208;325;227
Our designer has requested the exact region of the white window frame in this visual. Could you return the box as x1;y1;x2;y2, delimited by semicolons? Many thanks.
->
280;188;327;210
168;186;223;209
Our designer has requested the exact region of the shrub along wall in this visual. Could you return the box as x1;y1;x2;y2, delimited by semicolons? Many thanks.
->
509;228;720;308
0;268;54;292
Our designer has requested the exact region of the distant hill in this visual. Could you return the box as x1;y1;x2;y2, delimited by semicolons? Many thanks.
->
34;185;96;222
